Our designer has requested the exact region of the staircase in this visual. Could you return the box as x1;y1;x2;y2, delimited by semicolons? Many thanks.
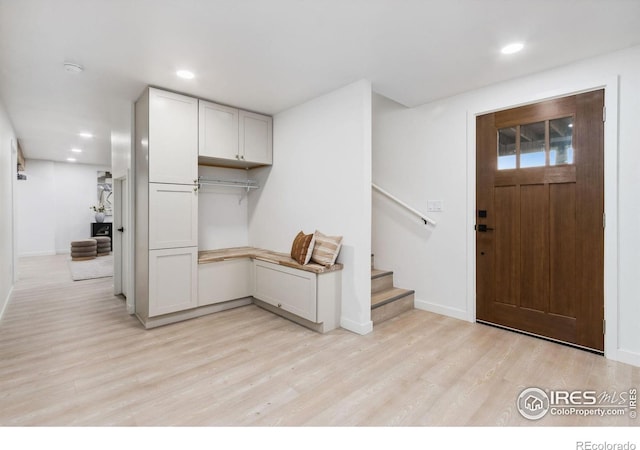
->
371;254;415;325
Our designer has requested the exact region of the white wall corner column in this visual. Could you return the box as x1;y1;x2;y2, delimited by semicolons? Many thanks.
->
248;79;373;335
0;100;17;320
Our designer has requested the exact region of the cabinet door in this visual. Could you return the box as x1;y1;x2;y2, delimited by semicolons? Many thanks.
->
149;88;198;184
253;260;316;322
149;247;198;317
239;111;273;165
149;183;198;249
198;259;252;306
199;100;239;161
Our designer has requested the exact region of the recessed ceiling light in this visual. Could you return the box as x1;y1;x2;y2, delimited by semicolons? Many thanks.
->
71;148;83;153
78;132;93;138
176;69;195;79
63;62;84;73
66;157;77;162
501;42;524;55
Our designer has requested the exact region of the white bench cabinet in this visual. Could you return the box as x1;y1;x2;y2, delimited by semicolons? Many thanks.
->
198;259;252;307
253;260;317;322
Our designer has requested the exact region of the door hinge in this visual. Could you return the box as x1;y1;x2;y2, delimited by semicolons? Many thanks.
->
603;106;606;122
603;319;606;335
603;212;606;229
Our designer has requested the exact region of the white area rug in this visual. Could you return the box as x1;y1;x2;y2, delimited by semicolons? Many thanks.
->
69;254;113;281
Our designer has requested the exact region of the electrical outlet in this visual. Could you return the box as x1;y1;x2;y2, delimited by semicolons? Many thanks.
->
427;200;444;212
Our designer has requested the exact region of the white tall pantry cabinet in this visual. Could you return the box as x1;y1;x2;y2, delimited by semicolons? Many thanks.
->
135;88;199;322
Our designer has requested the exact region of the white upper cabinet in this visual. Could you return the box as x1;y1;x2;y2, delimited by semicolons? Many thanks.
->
198;100;239;161
149;88;198;184
198;100;272;168
239;110;273;166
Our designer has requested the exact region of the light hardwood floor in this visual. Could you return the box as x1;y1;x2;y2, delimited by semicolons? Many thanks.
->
0;254;638;426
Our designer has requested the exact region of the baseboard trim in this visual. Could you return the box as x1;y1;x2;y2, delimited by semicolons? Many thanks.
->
414;298;469;322
613;349;640;368
254;299;329;333
19;250;56;257
0;285;13;322
139;297;253;329
340;317;373;335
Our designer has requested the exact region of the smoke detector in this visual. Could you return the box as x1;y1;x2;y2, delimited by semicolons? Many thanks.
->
64;62;84;73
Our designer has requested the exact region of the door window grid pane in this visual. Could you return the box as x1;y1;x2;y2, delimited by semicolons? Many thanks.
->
520;121;546;168
550;117;574;165
497;117;573;169
497;127;517;170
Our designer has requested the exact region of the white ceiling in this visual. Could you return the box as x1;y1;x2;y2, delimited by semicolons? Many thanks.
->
1;0;640;166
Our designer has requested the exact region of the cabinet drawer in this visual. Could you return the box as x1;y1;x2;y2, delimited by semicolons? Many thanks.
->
253;260;316;322
198;259;252;306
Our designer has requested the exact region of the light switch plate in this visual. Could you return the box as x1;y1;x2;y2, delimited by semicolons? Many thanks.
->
427;200;444;212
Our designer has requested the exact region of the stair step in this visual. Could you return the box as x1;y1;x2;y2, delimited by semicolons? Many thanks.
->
371;269;394;294
371;288;414;325
370;254;414;324
371;268;392;279
371;287;415;309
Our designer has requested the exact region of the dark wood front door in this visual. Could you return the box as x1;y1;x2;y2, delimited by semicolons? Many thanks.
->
476;90;604;352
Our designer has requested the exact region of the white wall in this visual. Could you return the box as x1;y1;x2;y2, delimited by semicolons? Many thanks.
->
15;159;111;256
373;93;468;319
15;160;56;256
110;101;133;180
0;98;17;319
372;44;640;366
109;100;134;309
249;80;373;334
198;165;250;250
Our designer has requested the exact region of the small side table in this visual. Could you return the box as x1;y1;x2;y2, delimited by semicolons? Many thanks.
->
91;222;113;251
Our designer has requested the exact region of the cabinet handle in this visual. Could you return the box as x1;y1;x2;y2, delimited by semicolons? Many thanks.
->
193;186;199;192
277;303;282;308
235;154;240;160
240;155;245;160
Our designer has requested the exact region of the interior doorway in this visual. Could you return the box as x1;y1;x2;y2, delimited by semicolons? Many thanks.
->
475;90;605;352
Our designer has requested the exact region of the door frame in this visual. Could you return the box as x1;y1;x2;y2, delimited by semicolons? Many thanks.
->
113;171;135;315
465;75;620;362
113;176;124;296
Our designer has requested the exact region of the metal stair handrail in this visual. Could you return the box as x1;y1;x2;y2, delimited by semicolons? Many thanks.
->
372;183;437;226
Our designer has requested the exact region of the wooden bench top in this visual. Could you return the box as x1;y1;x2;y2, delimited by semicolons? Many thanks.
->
198;246;343;274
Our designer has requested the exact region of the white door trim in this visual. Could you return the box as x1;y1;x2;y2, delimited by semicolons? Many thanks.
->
113;173;134;314
113;177;123;296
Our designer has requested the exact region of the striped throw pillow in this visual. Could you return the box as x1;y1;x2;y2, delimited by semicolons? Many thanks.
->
290;231;315;265
310;230;343;266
